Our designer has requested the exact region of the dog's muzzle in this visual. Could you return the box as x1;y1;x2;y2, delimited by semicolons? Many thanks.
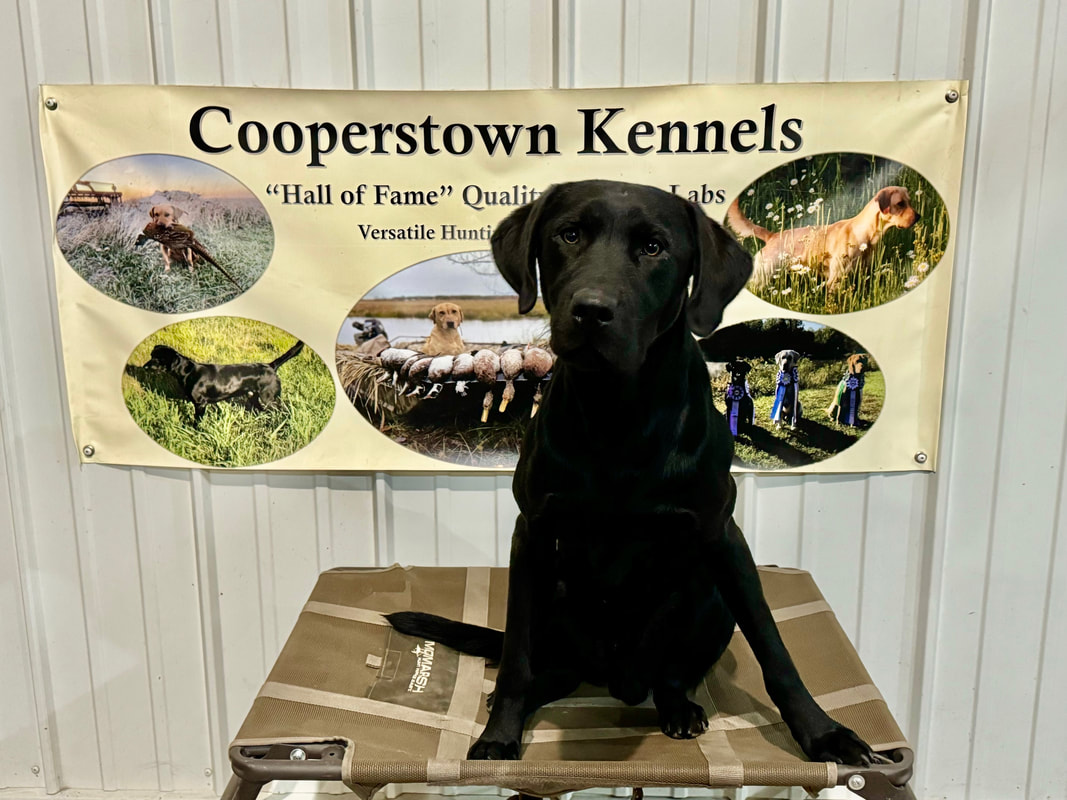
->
570;289;616;330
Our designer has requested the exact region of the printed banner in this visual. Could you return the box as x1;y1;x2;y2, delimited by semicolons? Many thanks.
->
38;82;966;473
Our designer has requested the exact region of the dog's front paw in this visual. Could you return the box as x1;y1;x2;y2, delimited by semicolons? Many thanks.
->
467;736;520;760
658;700;709;739
802;724;874;766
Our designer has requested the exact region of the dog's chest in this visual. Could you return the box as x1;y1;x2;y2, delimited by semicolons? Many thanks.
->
549;513;708;600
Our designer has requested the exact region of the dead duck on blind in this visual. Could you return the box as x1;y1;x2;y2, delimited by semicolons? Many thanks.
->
396;353;424;395
473;349;501;422
522;346;554;417
405;356;435;397
498;348;525;412
452;352;476;396
378;348;418;386
425;355;455;399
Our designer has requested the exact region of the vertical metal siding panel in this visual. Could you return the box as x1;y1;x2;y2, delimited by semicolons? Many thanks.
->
774;1;833;82
490;0;554;89
0;421;46;789
434;476;500;566
264;475;326;649
1029;436;1067;796
691;0;760;83
323;475;378;567
495;475;519;565
1024;13;1067;797
131;469;214;792
217;0;291;87
84;0;155;83
622;0;692;85
150;0;224;85
920;0;1047;794
204;473;269;739
835;1;906;81
968;2;1066;793
749;479;803;567
569;0;625;88
898;0;969;81
421;0;490;89
857;473;926;737
7;0;104;790
77;467;158;790
799;476;866;639
285;0;355;89
389;476;440;564
355;0;424;89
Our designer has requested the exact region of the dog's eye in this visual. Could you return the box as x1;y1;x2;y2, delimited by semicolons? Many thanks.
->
560;228;580;245
641;240;663;257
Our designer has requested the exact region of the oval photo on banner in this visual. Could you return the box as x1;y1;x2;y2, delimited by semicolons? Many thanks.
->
700;319;883;470
336;251;552;468
726;152;948;314
56;154;274;312
123;317;334;467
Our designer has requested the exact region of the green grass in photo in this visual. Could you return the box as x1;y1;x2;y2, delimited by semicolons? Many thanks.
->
712;363;885;469
123;317;334;467
730;153;949;314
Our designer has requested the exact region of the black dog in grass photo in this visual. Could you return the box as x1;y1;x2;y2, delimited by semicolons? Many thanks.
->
388;180;874;765
141;340;304;423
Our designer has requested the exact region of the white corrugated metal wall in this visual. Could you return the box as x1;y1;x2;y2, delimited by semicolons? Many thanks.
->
0;2;1063;799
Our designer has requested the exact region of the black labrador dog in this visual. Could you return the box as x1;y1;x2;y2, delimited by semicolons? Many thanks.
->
142;340;304;423
388;180;873;765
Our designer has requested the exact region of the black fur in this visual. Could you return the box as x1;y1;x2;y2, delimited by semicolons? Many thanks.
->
142;340;304;423
386;612;503;660
389;180;873;766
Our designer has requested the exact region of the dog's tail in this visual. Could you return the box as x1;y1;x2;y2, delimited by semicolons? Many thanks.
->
189;243;243;289
270;341;305;369
385;611;504;660
726;198;773;242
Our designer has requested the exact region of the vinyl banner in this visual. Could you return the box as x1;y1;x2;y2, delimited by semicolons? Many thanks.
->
38;82;966;473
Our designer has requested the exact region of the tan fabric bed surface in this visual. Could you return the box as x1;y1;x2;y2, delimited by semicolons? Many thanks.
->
232;565;906;796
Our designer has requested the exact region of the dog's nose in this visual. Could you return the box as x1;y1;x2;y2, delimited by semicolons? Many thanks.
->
571;290;616;328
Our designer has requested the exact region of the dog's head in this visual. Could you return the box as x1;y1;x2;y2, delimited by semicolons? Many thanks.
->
143;344;183;371
725;360;751;382
429;302;463;330
847;353;870;375
775;349;801;372
491;180;751;375
352;317;388;342
149;204;184;228
874;187;918;230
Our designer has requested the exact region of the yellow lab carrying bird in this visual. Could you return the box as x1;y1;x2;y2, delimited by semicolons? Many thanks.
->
135;222;242;289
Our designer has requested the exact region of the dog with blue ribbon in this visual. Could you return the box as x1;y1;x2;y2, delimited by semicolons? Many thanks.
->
770;349;802;428
723;360;754;437
826;353;870;426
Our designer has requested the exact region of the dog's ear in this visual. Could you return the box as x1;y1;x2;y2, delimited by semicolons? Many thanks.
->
427;305;437;320
458;306;464;323
876;188;893;213
172;206;185;221
491;187;556;315
685;202;753;337
149;205;160;218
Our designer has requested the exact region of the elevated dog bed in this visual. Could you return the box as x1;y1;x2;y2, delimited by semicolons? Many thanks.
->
225;566;913;800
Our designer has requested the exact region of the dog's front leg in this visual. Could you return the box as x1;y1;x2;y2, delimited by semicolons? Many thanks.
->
711;518;874;766
468;514;537;760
